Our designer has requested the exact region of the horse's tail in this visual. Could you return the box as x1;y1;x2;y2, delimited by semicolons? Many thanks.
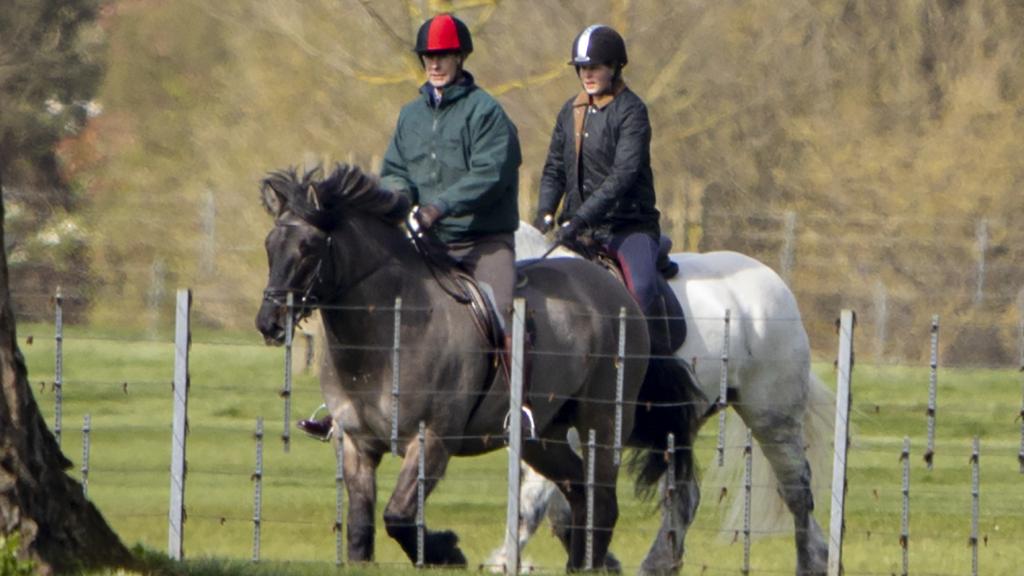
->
626;356;705;499
803;370;836;507
711;370;834;537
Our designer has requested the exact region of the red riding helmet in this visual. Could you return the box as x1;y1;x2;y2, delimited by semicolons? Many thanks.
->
414;13;473;55
569;24;627;67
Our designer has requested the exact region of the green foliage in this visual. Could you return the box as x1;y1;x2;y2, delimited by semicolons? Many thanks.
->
0;0;106;321
0;0;105;172
0;534;36;576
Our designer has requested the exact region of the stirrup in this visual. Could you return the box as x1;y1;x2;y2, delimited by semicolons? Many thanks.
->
503;406;537;441
298;404;334;442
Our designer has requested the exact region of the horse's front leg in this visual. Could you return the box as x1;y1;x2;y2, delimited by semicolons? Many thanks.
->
342;432;382;562
383;426;465;566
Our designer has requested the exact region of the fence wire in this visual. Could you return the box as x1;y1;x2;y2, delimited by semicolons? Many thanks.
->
22;288;1024;575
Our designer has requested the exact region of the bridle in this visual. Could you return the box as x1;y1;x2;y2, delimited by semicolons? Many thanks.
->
261;221;386;321
261;227;334;324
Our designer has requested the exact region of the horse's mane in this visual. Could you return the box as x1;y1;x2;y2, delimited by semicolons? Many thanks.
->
261;163;409;230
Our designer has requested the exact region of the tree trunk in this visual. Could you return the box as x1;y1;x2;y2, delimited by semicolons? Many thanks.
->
0;174;134;573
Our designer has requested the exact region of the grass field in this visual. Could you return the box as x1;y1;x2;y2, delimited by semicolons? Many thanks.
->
17;320;1024;575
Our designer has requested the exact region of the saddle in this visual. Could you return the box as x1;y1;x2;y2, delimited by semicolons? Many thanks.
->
452;269;507;352
404;222;527;365
572;234;687;353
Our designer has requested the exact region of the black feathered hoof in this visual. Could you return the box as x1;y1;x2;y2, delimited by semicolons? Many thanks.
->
424;530;467;566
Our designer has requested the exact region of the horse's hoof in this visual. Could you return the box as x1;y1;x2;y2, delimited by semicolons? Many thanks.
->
604;551;622;573
425;530;467;566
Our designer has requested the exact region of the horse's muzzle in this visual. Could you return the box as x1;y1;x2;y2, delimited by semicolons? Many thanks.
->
255;301;287;346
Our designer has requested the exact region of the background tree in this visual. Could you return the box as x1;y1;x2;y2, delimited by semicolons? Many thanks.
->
0;0;133;571
73;0;1024;363
0;0;106;323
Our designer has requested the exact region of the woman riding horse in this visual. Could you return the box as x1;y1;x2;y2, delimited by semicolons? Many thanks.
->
535;24;687;366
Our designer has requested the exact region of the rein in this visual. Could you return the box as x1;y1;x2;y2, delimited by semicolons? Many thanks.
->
406;226;474;305
516;240;564;271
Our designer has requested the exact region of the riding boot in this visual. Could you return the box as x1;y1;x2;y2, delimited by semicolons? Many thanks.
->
502;333;537;440
646;297;710;414
646;297;674;359
656;244;679;279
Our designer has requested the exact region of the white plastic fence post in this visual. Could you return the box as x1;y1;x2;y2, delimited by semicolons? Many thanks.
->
614;307;626;467
54;287;64;447
716;309;731;466
974;219;988;305
282;292;293;452
1018;308;1023;474
925;315;939;469
416;420;425;568
873;280;888;361
970;437;980;576
391;297;402;456
334;425;345;566
585;429;596;571
252;417;264;562
168;288;191;561
503;298;526;575
899;437;910;576
827;309;855;576
665;433;677;554
81;414;90;497
742;428;753;575
779;211;797;283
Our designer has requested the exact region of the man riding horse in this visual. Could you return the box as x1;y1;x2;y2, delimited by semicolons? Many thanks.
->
300;13;524;439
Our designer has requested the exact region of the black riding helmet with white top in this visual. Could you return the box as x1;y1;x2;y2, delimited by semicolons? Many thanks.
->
569;24;628;67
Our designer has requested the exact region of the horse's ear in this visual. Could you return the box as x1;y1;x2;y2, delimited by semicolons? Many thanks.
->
260;179;287;216
307;184;321;211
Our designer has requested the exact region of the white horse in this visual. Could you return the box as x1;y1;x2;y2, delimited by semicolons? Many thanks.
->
489;224;834;575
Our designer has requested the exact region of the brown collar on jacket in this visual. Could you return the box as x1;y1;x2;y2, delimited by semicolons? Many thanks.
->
572;79;627;110
573;79;627;162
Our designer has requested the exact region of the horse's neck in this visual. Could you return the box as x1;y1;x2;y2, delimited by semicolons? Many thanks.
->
322;216;438;341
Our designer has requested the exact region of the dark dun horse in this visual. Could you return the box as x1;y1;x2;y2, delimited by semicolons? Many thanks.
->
255;165;695;570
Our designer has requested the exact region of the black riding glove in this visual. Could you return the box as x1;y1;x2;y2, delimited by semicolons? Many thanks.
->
532;212;554;234
383;193;412;221
555;217;585;245
415;203;444;231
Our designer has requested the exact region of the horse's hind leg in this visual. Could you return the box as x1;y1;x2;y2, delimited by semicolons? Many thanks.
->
639;449;701;575
745;412;828;576
523;427;620;572
341;433;382;562
382;427;465;566
544;484;622;572
486;464;567;572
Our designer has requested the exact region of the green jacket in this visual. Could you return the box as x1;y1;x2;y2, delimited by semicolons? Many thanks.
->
380;72;521;243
